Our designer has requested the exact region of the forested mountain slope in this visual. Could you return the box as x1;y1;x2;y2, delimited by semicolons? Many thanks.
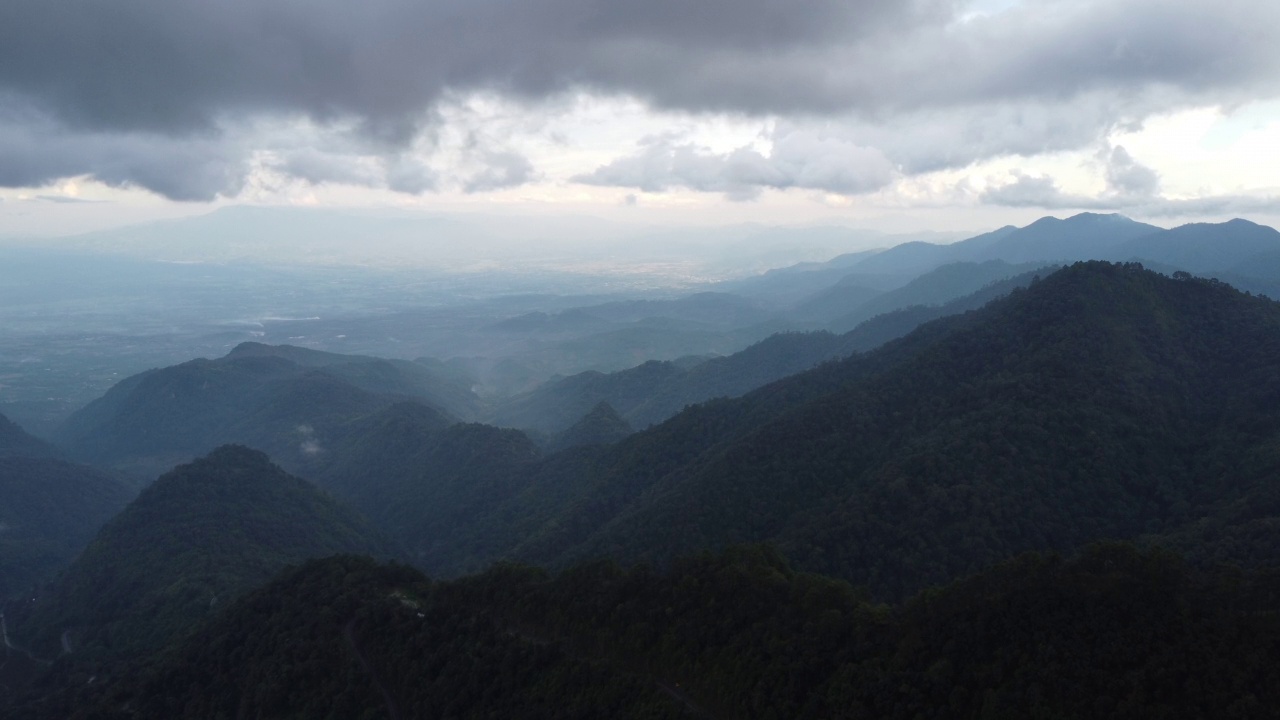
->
0;413;59;459
548;401;633;452
308;402;539;574
498;263;1280;599
9;446;387;661
490;266;1046;434
53;344;482;478
824;259;1051;333
44;545;1280;720
0;455;132;600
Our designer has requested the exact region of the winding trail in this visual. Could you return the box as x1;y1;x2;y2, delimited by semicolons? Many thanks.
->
344;618;402;720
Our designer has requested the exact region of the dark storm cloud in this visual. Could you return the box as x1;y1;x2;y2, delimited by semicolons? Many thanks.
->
0;0;946;136
0;0;1277;198
0;108;249;200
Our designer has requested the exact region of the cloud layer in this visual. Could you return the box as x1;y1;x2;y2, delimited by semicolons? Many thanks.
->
0;0;1277;200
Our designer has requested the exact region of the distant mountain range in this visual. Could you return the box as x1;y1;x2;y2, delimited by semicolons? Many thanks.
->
754;213;1280;286
488;264;1049;435
496;263;1280;599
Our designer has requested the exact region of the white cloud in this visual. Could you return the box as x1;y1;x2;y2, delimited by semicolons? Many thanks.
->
575;128;895;199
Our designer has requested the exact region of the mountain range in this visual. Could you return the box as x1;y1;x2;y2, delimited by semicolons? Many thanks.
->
5;213;1280;716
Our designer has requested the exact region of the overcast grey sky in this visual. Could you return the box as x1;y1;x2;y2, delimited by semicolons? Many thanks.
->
1;0;1277;236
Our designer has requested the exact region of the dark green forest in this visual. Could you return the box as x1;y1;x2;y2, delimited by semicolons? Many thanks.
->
0;455;132;599
23;546;1279;719
8;446;388;663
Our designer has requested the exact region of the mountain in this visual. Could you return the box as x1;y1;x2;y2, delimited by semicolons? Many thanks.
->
9;446;387;660
548;402;633;452
973;212;1161;263
710;250;902;305
0;457;132;600
0;413;58;459
845;214;1159;276
608;279;1072;428
1;413;131;599
487;360;687;434
825;259;1052;333
819;268;1052;354
1119;218;1280;272
490;267;1045;435
52;545;1280;720
841;214;1280;287
571;292;772;327
309;402;540;575
222;341;482;417
783;276;886;325
485;263;1280;599
54;343;481;478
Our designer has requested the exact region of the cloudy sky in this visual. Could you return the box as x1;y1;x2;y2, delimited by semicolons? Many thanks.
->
1;0;1278;236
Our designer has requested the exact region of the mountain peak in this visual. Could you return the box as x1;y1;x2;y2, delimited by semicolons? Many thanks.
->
16;445;386;658
1027;212;1138;227
550;401;634;452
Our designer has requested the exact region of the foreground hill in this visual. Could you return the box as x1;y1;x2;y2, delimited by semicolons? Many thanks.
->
9;446;387;661
44;545;1280;719
53;343;481;478
487;263;1280;599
